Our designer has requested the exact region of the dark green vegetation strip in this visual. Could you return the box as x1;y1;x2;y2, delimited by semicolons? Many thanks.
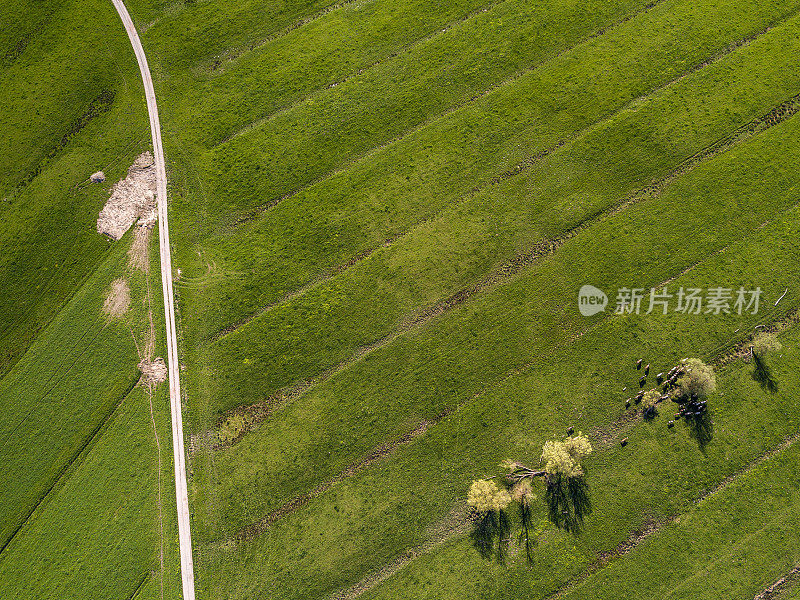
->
0;1;179;586
0;383;179;600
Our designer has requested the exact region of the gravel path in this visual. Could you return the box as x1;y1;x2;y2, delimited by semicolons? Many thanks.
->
110;2;196;598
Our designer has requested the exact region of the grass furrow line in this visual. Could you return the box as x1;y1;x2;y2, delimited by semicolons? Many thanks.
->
213;37;800;347
214;0;503;146
226;0;670;228
201;0;369;71
754;564;800;600
126;571;151;600
0;375;140;557
210;94;800;440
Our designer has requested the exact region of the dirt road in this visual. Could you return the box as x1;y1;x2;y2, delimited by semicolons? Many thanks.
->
110;2;196;598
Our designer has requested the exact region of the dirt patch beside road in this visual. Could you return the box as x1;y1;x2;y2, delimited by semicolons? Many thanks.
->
97;151;157;240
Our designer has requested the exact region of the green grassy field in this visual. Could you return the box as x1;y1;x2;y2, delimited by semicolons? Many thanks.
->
0;0;180;597
141;0;800;597
5;0;800;597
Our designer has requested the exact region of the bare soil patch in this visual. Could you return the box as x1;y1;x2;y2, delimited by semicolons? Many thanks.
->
139;357;167;385
128;225;152;272
103;278;130;318
97;151;157;240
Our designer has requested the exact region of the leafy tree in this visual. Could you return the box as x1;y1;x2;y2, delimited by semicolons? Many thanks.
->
467;433;594;561
675;358;716;399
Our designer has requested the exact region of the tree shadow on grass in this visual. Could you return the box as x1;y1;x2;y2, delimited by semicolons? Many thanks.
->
471;510;511;562
684;409;714;453
752;352;779;394
518;501;537;563
545;473;592;535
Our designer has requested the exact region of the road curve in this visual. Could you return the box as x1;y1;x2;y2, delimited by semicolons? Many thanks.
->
110;2;196;598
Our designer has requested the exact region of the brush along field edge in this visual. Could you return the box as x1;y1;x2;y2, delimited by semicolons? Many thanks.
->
110;2;196;599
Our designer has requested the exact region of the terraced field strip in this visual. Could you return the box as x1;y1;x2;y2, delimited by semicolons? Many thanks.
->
337;323;800;600
206;18;800;423
187;0;800;344
330;429;800;600
111;2;194;598
227;284;800;546
210;51;800;344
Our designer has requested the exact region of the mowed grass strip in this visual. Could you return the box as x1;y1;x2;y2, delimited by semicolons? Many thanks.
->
0;385;179;600
205;15;800;415
165;0;501;146
0;242;143;550
183;0;800;340
136;0;343;69
194;237;800;599
551;444;800;600
192;107;800;542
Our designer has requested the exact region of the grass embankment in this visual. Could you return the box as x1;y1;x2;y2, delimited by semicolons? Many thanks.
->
176;0;800;342
130;0;343;69
166;0;648;147
0;0;149;375
206;14;800;416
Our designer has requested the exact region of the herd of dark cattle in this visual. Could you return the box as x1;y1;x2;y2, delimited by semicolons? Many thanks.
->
631;358;708;428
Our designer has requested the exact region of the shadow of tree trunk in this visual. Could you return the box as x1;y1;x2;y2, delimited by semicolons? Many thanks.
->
752;352;779;393
471;510;511;562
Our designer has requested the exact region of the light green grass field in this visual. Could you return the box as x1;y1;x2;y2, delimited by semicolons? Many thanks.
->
0;1;180;596
5;0;800;597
